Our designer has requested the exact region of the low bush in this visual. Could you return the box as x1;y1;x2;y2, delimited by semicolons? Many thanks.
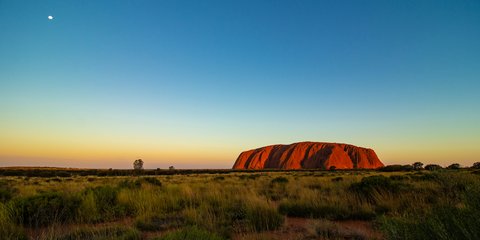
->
245;201;284;231
0;181;16;203
270;176;289;184
238;174;261;180
80;186;129;222
425;164;443;171
118;179;142;189
409;173;438;181
349;175;409;203
142;177;162;186
213;176;225;181
12;192;81;227
389;175;409;181
381;206;480;240
331;177;344;182
0;203;28;240
380;165;414;172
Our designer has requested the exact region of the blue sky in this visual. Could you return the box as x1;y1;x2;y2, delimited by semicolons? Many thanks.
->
1;0;479;168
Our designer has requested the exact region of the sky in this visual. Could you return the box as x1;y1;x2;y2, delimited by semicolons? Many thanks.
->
1;0;479;169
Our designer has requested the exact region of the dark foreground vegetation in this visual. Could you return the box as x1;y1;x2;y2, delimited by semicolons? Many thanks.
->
1;168;479;240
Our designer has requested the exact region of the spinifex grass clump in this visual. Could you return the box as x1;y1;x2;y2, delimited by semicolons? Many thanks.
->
349;175;410;203
244;199;284;232
141;177;162;186
0;180;17;203
79;185;131;222
0;203;28;240
12;191;81;227
380;172;480;240
270;176;289;184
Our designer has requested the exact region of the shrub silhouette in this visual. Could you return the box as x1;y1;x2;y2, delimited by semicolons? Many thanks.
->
425;164;443;171
380;165;414;172
447;163;461;170
133;159;144;170
473;162;480;169
412;162;424;170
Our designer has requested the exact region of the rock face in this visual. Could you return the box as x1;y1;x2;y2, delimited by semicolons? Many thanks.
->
232;142;384;170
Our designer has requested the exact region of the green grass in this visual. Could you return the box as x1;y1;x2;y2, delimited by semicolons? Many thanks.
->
0;170;479;239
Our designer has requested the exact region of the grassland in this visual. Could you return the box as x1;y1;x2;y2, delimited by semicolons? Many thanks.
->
1;168;479;240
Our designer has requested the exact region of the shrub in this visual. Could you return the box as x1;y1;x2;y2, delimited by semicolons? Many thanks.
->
245;201;284;231
12;192;81;227
142;177;162;186
81;186;129;222
239;174;260;180
56;171;72;177
270;176;289;184
0;203;28;240
153;226;223;240
409;173;438;181
447;163;461;170
473;162;480;169
213;176;225;181
118;179;142;189
380;165;414;172
349;175;408;203
425;164;442;171
380;207;480;240
331;177;344;182
0;181;16;203
412;162;424;170
389;175;408;181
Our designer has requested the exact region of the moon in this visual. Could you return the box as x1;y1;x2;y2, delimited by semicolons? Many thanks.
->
48;15;54;20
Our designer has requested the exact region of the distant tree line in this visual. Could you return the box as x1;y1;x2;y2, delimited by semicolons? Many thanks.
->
1;160;478;177
379;162;479;172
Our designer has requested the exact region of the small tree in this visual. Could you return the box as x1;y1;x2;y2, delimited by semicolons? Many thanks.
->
425;164;442;171
447;163;461;170
169;166;175;170
329;166;337;171
133;159;144;170
472;162;480;169
412;162;424;170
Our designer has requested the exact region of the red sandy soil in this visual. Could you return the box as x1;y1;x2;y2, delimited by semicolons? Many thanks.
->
233;217;383;240
25;217;383;240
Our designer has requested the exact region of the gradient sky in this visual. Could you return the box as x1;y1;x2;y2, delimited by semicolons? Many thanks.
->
1;0;479;169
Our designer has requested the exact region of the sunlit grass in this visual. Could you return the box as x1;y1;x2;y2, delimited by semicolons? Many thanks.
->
0;170;479;239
